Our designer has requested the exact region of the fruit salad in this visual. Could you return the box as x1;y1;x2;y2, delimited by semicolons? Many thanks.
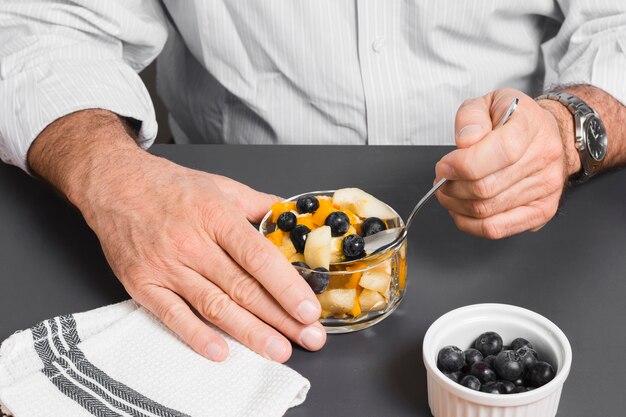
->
260;188;408;328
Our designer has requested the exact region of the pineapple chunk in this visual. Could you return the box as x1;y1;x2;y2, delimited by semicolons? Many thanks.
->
333;188;396;219
359;270;392;294
288;253;306;264
330;237;344;263
278;233;297;259
317;289;356;314
304;226;332;269
359;289;387;312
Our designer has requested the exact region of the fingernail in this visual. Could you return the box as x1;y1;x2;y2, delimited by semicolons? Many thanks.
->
457;124;483;139
296;300;319;323
300;326;325;350
265;336;288;361
205;342;224;361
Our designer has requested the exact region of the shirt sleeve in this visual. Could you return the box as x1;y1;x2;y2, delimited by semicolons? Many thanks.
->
543;1;626;104
0;0;168;172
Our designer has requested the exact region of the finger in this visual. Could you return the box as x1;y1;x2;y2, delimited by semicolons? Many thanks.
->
181;245;326;351
173;267;296;363
448;198;559;239
439;147;556;201
455;95;493;148
436;116;529;182
174;253;326;353
209;211;322;325
437;170;563;219
133;284;229;361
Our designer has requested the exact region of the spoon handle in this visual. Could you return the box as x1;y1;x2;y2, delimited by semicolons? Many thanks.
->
403;97;519;232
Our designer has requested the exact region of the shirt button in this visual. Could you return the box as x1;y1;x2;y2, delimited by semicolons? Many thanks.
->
371;37;386;53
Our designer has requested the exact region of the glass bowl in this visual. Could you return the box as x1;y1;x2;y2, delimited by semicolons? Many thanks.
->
259;190;408;333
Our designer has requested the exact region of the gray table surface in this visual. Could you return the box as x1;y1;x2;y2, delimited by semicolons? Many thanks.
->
1;145;625;417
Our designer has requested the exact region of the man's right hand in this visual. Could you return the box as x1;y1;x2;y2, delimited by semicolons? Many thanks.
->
28;109;326;362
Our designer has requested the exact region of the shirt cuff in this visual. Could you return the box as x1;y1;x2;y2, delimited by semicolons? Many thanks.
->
0;59;157;173
556;33;626;107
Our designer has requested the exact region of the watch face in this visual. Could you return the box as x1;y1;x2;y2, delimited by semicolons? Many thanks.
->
585;116;607;161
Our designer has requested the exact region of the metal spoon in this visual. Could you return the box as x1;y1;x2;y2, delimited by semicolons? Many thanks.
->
362;97;519;255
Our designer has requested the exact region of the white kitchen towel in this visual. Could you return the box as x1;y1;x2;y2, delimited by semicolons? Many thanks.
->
0;300;310;417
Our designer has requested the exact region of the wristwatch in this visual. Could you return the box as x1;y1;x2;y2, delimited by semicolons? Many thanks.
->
535;91;608;184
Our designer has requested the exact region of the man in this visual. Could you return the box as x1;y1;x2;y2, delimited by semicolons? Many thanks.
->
1;1;624;363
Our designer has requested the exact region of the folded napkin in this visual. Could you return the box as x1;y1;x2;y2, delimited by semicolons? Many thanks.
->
0;301;310;417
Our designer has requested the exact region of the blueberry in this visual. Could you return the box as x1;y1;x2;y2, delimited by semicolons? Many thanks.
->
325;211;350;237
443;371;463;383
494;350;524;382
483;355;496;368
459;375;481;391
512;376;525;386
290;224;310;253
526;361;556;387
474;332;503;357
294;265;329;294
510;337;534;351
516;346;538;371
296;195;319;214
470;361;497;384
500;380;516;394
437;346;465;373
480;381;505;394
464;348;484;368
342;234;366;258
277;212;297;232
361;217;387;237
305;267;330;294
513;386;531;393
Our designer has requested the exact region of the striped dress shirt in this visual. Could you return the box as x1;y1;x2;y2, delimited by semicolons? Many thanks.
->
1;1;625;172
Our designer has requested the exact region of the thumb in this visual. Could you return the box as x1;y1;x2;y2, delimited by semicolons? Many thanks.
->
454;95;493;149
212;174;282;222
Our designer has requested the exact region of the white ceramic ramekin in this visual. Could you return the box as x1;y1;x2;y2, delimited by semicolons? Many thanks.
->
423;304;572;417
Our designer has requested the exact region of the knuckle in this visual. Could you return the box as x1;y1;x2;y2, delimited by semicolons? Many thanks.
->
242;242;273;276
159;303;187;329
456;157;479;180
470;199;494;219
481;219;505;240
459;97;477;110
472;177;495;199
201;291;232;322
239;322;266;348
275;278;299;301
169;230;204;259
497;134;525;166
201;200;233;238
231;277;264;309
186;325;208;350
273;313;292;333
120;265;154;296
541;203;558;223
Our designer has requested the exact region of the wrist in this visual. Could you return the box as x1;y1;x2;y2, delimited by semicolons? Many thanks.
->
28;109;148;213
536;99;581;178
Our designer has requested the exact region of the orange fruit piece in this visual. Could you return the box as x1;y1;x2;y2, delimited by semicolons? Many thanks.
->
350;288;362;317
270;201;296;223
296;214;316;230
312;198;335;226
266;229;284;246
